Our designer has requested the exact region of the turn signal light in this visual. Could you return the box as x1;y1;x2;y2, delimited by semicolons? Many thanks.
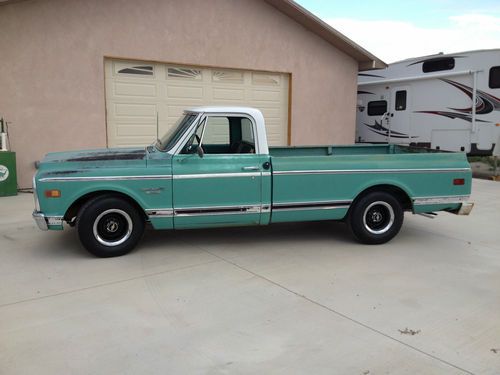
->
453;178;465;186
44;189;61;198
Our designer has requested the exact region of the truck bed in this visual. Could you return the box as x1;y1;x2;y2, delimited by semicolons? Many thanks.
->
269;144;444;157
268;143;470;224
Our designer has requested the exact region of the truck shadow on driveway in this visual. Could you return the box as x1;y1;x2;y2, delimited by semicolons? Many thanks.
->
141;221;355;252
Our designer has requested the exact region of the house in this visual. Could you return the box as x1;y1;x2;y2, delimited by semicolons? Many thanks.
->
0;0;385;188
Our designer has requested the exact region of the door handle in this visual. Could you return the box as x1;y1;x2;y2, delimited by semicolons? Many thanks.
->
242;166;260;171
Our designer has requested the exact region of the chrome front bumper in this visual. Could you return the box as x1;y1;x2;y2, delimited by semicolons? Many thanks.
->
32;211;63;230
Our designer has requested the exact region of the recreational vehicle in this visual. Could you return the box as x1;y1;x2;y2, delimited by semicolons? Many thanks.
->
356;49;500;156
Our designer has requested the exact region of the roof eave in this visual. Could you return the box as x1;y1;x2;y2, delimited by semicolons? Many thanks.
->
265;0;386;70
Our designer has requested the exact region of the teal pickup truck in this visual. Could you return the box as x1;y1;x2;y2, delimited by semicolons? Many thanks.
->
33;107;473;257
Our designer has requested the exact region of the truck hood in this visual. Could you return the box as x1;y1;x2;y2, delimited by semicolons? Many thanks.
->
40;147;147;167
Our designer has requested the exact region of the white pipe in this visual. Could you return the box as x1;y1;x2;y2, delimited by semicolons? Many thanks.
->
0;133;7;151
472;71;477;133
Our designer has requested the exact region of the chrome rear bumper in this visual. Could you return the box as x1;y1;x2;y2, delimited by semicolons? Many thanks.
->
32;211;63;230
456;202;474;216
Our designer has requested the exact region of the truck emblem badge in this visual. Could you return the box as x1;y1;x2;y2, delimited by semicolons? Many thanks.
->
141;187;164;194
0;165;9;182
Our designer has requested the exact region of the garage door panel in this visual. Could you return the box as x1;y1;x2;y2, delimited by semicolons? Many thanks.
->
114;137;155;147
114;103;157;118
115;124;157;137
106;59;289;148
167;85;204;99
251;90;281;102
258;108;282;119
113;82;157;97
212;87;245;100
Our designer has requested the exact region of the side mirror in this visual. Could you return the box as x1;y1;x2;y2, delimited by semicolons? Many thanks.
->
197;145;204;158
186;144;204;158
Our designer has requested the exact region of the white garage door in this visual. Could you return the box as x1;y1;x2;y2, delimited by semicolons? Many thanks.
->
104;59;289;148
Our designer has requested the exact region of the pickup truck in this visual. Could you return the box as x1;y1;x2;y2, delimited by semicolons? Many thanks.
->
33;107;473;257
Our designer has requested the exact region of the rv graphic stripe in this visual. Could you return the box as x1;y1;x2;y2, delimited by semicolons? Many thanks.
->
363;120;417;139
441;78;500;115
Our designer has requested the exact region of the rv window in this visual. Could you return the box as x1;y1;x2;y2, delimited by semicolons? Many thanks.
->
422;58;454;73
367;100;387;116
395;91;407;111
489;66;500;89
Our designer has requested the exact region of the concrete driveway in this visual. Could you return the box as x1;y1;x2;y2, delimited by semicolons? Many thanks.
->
0;179;499;374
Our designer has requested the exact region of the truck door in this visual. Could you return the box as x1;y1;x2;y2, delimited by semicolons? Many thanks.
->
172;114;268;229
388;86;411;144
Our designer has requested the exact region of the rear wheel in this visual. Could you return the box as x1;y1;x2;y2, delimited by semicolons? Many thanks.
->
348;191;403;244
77;195;145;257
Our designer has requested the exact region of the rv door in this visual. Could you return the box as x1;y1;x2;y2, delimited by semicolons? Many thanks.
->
389;86;411;144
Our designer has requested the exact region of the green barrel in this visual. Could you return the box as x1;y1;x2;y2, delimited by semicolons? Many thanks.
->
0;151;17;196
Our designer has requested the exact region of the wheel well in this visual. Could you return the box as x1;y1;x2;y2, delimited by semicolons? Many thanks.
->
352;185;412;211
64;191;147;223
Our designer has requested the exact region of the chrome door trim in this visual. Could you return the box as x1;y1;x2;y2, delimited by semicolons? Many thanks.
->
39;175;172;182
173;172;261;179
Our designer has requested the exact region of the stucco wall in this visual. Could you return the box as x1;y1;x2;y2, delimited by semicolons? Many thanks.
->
0;0;358;188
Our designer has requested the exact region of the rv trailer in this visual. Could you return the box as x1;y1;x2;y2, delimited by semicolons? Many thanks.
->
356;49;500;156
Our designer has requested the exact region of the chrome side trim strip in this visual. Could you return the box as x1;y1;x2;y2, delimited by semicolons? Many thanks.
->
145;209;174;218
272;205;350;212
174;172;261;179
145;205;262;218
273;168;471;176
175;210;259;218
272;200;352;208
413;195;470;205
39;175;172;182
272;200;352;212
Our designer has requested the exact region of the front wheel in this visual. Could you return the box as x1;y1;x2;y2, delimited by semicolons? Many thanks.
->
348;192;403;244
77;196;145;257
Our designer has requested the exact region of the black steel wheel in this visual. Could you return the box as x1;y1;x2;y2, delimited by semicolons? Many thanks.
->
77;195;145;257
348;191;403;244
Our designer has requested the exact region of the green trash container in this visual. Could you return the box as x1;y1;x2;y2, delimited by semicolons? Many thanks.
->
0;151;17;197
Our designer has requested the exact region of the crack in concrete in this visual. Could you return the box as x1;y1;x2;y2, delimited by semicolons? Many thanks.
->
0;259;221;308
194;245;475;375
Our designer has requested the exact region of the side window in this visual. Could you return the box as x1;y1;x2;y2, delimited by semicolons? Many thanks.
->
423;58;454;73
395;90;407;111
202;117;230;145
489;66;500;89
367;100;387;116
183;116;256;154
241;118;255;143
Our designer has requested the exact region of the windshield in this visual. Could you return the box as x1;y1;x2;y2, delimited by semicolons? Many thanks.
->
156;113;198;152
